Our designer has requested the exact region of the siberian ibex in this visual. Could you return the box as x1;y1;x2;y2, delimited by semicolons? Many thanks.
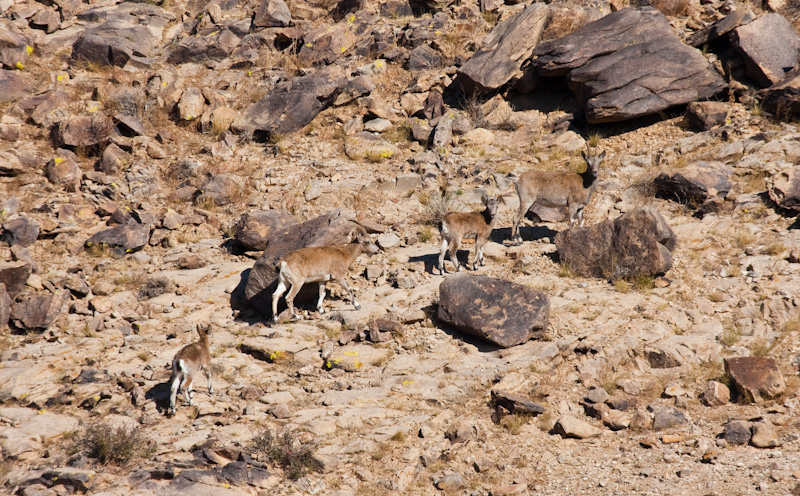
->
511;144;605;244
438;194;499;274
272;225;379;322
168;323;212;415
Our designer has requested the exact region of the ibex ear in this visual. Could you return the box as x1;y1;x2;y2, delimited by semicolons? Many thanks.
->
599;150;607;160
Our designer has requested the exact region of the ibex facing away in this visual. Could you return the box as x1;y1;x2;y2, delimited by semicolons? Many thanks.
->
438;194;499;274
511;145;605;244
272;226;379;322
169;323;212;415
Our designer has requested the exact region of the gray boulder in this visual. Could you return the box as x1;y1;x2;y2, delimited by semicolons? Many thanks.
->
244;209;358;312
654;161;732;205
2;218;40;247
533;8;725;123
85;223;151;257
648;404;688;430
0;29;31;70
0;261;30;297
0;70;34;103
731;13;800;88
555;206;676;279
254;0;291;27
766;166;800;212
406;45;443;70
456;3;549;94
684;101;730;131
235;209;297;251
761;67;800;118
437;273;549;348
195;174;243;207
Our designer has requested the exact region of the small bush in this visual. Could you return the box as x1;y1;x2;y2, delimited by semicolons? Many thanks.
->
137;276;176;300
418;226;434;243
651;0;689;16
417;191;459;225
249;429;317;480
73;421;155;466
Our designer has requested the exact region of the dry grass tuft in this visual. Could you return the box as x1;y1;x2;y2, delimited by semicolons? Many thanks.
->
542;8;590;42
249;428;317;480
651;0;690;16
68;421;155;466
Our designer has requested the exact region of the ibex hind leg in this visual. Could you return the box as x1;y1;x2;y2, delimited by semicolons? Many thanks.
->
449;240;462;272
513;198;535;244
338;277;360;310
438;238;449;275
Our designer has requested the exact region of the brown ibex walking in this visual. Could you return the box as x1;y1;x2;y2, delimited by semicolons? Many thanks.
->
272;226;380;322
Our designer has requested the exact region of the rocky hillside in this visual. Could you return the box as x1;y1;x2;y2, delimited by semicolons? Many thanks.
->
2;0;800;493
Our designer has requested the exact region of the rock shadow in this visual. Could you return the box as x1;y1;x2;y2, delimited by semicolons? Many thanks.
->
492;225;557;244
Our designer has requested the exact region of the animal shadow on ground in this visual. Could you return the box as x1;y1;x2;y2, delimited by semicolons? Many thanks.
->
492;225;557;244
145;382;172;414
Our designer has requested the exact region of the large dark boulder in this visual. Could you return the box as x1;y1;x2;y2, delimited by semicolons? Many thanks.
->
555;206;676;279
761;68;800;118
654;161;732;205
731;13;800;88
766;166;800;212
166;29;242;65
55;114;114;149
85;223;151;257
244;209;359;312
0;261;32;297
532;8;725;123
724;357;786;403
235;210;297;251
2;218;40;247
437;273;550;348
456;3;549;94
71;4;172;68
232;68;344;139
10;290;70;330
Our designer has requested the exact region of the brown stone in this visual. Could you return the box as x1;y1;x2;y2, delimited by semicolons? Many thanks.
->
701;380;730;406
725;356;786;403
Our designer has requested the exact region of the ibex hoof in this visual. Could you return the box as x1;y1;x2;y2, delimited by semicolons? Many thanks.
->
318;308;326;314
354;303;361;310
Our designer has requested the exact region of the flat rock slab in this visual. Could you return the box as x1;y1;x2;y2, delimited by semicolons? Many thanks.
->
654;161;732;204
533;8;725;123
85;222;151;257
555;206;676;279
244;209;358;313
437;273;549;348
456;2;549;93
325;344;389;372
648;404;688;430
724;356;786;403
767;166;800;212
552;414;601;439
731;13;800;88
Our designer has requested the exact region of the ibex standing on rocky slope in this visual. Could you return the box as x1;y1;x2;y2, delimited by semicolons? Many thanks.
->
168;323;212;415
272;226;380;322
438;194;499;274
511;145;605;244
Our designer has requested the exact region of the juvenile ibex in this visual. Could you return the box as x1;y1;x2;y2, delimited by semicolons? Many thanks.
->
272;225;380;322
438;194;499;274
511;145;605;244
168;323;212;415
